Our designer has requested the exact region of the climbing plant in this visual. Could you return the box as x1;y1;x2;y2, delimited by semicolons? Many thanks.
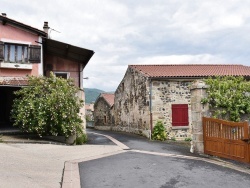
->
201;76;250;122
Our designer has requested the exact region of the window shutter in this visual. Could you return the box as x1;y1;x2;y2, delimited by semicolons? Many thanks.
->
29;45;41;63
0;41;4;61
172;104;189;126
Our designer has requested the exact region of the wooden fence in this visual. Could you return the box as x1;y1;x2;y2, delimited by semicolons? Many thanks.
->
203;117;250;163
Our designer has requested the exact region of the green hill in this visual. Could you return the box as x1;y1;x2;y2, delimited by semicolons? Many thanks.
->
84;88;105;104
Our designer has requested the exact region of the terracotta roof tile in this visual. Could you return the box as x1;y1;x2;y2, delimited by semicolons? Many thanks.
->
129;64;250;78
101;93;115;107
0;77;28;86
85;104;94;111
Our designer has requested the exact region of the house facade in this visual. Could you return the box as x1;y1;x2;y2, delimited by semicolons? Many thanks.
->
0;14;94;130
114;64;250;140
94;93;114;130
0;13;46;128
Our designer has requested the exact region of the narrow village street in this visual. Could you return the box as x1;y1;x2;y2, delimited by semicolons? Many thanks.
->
80;129;250;188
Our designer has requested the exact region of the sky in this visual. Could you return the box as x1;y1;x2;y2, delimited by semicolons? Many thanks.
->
2;0;250;91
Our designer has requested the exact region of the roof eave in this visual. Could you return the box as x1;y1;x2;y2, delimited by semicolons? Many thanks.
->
0;15;47;36
43;38;94;66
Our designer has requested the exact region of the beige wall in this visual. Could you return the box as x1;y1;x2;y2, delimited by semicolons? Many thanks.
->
114;67;151;137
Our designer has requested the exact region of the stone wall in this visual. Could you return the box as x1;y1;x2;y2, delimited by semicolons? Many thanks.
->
151;80;192;140
94;98;113;130
78;90;86;131
190;80;209;153
114;67;151;137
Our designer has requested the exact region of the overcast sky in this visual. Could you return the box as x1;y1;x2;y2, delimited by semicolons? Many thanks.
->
2;0;250;91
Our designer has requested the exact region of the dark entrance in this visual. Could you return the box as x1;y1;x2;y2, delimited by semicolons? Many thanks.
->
0;86;21;129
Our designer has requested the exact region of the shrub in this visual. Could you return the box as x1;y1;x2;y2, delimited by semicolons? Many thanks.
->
185;137;192;142
171;137;176;141
152;120;167;141
76;133;88;145
11;73;84;138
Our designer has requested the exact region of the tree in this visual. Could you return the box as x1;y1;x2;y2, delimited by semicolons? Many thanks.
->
11;73;84;137
201;76;250;122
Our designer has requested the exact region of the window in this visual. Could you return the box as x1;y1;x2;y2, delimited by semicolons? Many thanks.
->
172;104;189;126
104;115;107;124
121;82;124;91
54;72;69;79
0;42;41;63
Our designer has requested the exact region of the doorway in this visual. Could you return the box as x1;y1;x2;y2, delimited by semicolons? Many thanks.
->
0;86;21;129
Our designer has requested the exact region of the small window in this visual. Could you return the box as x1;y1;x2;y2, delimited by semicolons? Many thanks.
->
104;115;107;124
172;104;189;126
54;72;69;79
122;83;124;91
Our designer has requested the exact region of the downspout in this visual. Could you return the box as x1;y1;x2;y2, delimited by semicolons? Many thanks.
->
78;63;81;88
149;78;153;140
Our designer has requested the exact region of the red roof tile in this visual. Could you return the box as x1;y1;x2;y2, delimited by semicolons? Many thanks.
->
129;64;250;78
85;104;94;111
0;77;28;86
101;93;115;107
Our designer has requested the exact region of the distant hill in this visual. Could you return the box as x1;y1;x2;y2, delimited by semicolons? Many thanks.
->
84;88;105;104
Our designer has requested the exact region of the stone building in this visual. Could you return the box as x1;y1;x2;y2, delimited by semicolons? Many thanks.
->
94;93;115;130
114;64;250;140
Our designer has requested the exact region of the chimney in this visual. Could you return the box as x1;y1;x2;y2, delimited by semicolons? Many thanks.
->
43;21;49;37
1;13;7;17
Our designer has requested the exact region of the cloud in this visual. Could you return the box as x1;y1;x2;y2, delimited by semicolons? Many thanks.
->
134;54;228;65
1;0;250;91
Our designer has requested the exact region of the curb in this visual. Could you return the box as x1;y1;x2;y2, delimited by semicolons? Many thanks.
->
61;132;130;188
1;140;67;145
61;150;126;188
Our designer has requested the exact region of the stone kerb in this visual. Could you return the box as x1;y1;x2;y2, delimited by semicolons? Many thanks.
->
190;80;209;154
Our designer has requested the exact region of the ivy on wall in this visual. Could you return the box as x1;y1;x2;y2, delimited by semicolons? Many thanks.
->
201;76;250;122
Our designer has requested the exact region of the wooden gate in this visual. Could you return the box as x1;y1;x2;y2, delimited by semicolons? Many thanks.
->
203;117;250;163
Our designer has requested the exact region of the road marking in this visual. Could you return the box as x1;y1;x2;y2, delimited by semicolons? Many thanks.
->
62;131;250;188
88;131;130;150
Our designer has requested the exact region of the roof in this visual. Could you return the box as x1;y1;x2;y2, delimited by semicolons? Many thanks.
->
0;14;47;36
43;38;94;67
129;64;250;78
85;104;94;111
100;93;115;107
0;77;28;86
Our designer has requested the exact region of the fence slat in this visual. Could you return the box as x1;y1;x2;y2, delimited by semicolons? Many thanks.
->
203;117;250;163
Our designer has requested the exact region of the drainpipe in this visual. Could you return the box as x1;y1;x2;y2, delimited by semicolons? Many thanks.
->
149;78;153;140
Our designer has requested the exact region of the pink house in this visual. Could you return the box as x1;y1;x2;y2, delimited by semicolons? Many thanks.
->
0;13;94;129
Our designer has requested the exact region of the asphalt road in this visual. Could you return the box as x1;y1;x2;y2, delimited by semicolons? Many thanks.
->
81;129;250;188
86;129;193;156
